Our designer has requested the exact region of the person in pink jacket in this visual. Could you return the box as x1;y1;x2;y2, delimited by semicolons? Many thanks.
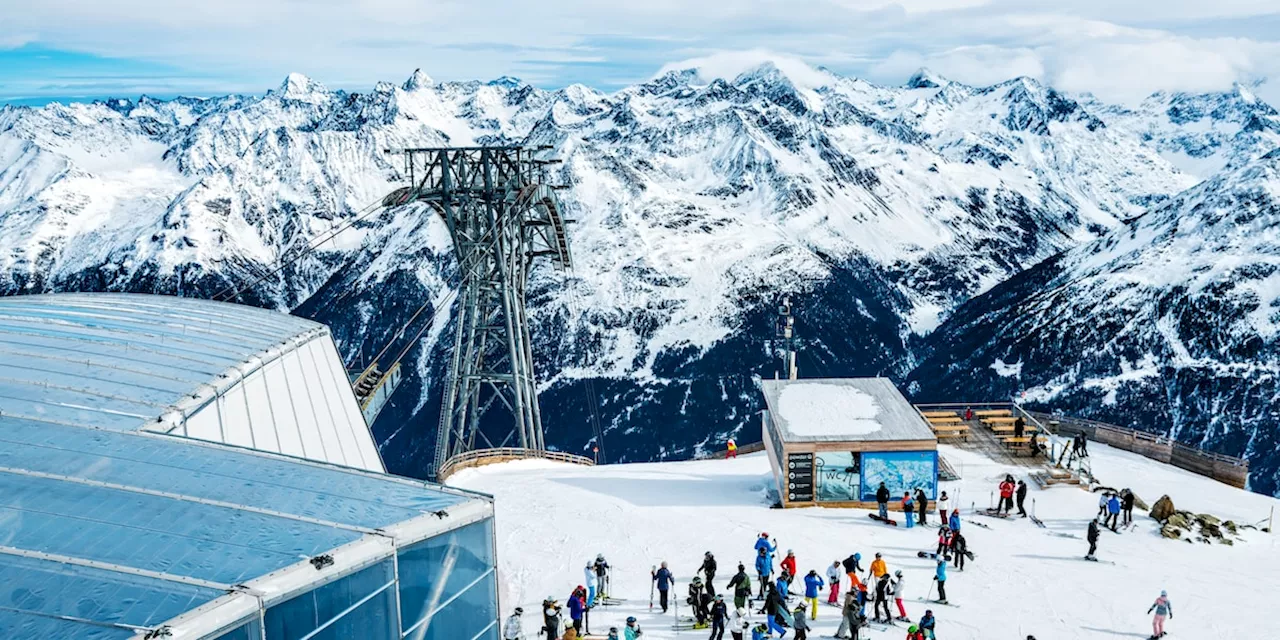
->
1147;590;1172;638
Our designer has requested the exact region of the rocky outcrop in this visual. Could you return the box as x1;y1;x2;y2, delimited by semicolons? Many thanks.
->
1150;495;1176;522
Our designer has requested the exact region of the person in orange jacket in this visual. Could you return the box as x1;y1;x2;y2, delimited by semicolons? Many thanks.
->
781;550;797;580
998;475;1016;514
869;553;887;580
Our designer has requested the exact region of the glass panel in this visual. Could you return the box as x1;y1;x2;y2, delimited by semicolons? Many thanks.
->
0;417;465;531
413;571;497;640
0;610;134;640
815;451;860;502
859;451;938;501
213;617;263;640
0;552;221;629
398;520;497;638
0;471;359;585
263;559;396;640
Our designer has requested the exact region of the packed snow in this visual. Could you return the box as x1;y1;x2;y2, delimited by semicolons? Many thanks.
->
451;441;1279;639
777;383;884;437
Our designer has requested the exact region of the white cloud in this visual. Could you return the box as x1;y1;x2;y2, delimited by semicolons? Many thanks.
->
655;50;838;89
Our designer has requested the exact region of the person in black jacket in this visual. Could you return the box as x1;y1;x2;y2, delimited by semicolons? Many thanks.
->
727;563;751;610
1121;489;1136;525
950;532;968;571
709;595;729;640
758;583;787;637
1016;480;1029;518
915;488;929;526
1086;518;1101;560
689;577;709;626
875;482;891;519
872;574;893;623
699;551;718;597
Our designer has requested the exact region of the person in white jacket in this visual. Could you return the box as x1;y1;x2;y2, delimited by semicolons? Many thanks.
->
890;570;908;622
503;608;524;640
584;562;599;607
937;491;951;523
826;561;843;605
730;607;750;640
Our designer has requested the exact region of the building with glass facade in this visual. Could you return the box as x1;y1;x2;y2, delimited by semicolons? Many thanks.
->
0;294;500;639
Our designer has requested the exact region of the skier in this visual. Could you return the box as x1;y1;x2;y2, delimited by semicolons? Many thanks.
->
998;475;1016;514
1107;493;1122;531
652;562;674;613
756;548;773;599
876;482;891;519
750;622;769;640
731;606;750;640
902;492;916;528
758;582;787;638
781;550;797;580
948;511;961;533
1076;432;1089;457
700;551;719;597
795;569;819;618
834;589;862;640
937;491;951;523
503;607;524;640
873;573;893;623
567;587;587;635
1098;492;1110;519
1122;489;1136;526
842;553;863;577
607;627;620;640
584;562;598;607
950;531;968;571
870;553;887;581
935;526;952;556
918;610;936;639
1147;590;1172;639
775;570;792;605
1086;518;1101;560
689;576;709;628
543;598;563;640
1016;480;1028;518
826;561;843;605
624;616;642;640
709;595;729;640
906;624;925;640
727;563;753;610
915;487;929;526
594;554;611;598
792;602;810;640
727;437;738;459
932;558;948;604
891;570;909;622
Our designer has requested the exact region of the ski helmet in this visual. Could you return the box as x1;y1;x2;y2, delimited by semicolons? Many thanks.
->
1160;590;1167;596
854;553;861;560
787;549;794;555
705;551;713;557
761;531;769;537
514;607;523;614
626;616;637;624
894;570;903;577
875;552;882;558
937;557;945;564
909;626;919;633
596;554;605;562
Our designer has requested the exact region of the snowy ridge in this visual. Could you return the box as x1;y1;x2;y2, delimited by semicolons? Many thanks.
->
1;63;1278;480
912;149;1280;495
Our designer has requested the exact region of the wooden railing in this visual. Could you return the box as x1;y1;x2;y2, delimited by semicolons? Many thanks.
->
435;447;595;481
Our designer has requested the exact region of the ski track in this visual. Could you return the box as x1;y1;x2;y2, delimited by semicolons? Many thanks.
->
452;441;1280;639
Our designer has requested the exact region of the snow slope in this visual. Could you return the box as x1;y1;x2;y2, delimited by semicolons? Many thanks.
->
451;446;1278;639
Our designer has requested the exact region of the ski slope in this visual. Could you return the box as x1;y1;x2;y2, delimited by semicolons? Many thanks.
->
450;442;1279;639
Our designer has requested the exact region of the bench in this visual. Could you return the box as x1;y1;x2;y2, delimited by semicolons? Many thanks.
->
927;416;964;424
982;416;1019;424
974;410;1013;417
990;424;1037;434
932;424;970;441
1002;436;1032;450
921;411;959;418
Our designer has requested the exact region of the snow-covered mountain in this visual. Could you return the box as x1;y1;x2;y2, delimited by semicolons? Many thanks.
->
911;148;1280;495
1;64;1277;484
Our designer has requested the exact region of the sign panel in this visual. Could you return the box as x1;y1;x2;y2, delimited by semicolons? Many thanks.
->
786;452;815;502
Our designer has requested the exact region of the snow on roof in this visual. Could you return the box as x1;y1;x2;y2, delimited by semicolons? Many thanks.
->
759;377;936;442
0;417;489;639
0;292;384;471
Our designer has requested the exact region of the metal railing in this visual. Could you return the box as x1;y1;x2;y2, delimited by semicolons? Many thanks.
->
435;447;594;481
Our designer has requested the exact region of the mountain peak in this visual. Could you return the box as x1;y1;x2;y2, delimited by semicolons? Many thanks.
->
277;72;327;98
905;68;948;89
402;69;432;92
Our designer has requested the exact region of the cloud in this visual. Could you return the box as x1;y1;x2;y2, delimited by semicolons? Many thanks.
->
655;50;838;89
0;0;1276;103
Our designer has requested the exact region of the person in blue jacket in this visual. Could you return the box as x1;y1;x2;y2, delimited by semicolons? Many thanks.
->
653;561;675;613
919;609;937;638
1106;493;1122;531
776;571;791;603
802;569;824;619
948;511;961;533
567;587;586;635
755;533;778;569
933;558;948;605
754;538;776;598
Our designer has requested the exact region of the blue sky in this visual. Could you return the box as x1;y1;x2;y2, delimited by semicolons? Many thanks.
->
2;0;1279;105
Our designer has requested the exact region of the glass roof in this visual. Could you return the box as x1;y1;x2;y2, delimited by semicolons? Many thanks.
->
0;418;475;638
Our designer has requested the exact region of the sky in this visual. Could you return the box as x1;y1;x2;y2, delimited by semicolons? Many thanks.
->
1;0;1279;105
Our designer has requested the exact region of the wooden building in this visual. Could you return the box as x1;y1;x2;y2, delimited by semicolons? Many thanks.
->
759;377;939;509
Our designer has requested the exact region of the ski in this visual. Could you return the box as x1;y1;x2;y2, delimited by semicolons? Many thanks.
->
869;513;899;526
914;597;959;608
1029;515;1047;529
964;519;992;530
978;509;1012;519
1082;557;1117;565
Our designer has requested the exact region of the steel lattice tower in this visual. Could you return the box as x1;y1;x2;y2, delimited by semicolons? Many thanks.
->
383;146;572;477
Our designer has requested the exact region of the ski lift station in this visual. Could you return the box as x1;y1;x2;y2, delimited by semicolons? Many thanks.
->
0;293;499;640
758;377;940;508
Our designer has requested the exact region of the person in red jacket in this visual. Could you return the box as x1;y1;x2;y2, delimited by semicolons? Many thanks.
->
998;475;1016;514
781;550;797;581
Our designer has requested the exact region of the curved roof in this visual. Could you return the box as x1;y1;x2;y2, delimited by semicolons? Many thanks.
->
0;292;325;431
0;417;488;639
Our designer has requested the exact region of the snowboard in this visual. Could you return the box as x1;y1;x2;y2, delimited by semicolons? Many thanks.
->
917;551;952;560
964;519;992;530
869;513;899;526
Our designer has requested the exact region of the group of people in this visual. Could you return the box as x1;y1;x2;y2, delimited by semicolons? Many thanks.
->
996;475;1030;517
1097;489;1136;531
875;482;936;530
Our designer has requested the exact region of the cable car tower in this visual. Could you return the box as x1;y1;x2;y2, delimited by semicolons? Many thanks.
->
383;146;572;478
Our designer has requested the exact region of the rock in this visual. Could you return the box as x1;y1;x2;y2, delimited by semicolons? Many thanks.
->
1224;521;1238;534
1150;495;1175;522
1222;538;1234;546
1199;521;1222;539
1160;525;1182;539
1165;512;1189;529
1195;513;1221;527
